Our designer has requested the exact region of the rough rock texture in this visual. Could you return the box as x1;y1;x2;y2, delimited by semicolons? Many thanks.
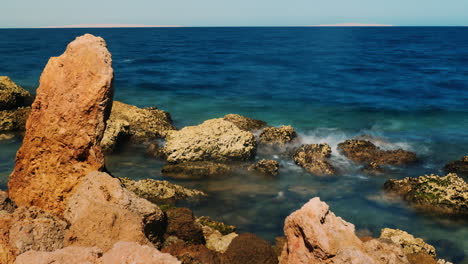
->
248;159;280;176
279;197;408;264
362;161;385;175
196;216;236;236
223;114;267;132
222;233;278;264
8;34;114;214
162;161;232;180
0;107;30;132
406;252;437;264
198;220;237;253
443;156;468;177
146;142;167;159
293;144;335;176
162;241;221;264
163;119;256;163
384;173;467;215
64;171;165;251
259;125;297;145
0;191;15;213
101;101;175;151
165;208;205;244
15;242;181;264
0;76;33;110
337;139;417;166
380;228;436;258
120;177;207;204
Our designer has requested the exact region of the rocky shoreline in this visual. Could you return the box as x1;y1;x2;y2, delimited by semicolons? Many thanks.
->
0;34;465;263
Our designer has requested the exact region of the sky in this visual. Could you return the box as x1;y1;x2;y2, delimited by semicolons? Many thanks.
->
1;0;468;28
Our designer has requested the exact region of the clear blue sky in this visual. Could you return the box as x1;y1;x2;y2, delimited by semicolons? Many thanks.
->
1;0;468;27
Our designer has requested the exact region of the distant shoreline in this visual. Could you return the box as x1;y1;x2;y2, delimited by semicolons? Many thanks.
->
41;24;181;28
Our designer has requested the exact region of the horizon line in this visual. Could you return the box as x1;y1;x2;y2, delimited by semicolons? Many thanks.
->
1;25;468;29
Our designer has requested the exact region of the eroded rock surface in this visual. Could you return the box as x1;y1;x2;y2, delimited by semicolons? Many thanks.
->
8;34;114;214
222;233;278;264
293;144;335;176
163;119;256;163
380;228;436;258
384;173;467;215
443;156;468;177
0;76;33;111
223;114;267;132
162;241;220;264
0;191;15;213
0;107;30;132
248;159;280;176
259;125;297;145
162;161;232;180
165;208;205;244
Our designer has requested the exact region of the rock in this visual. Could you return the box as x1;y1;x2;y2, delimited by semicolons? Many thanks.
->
248;159;280;176
362;161;385;175
222;233;278;264
8;34;114;214
279;197;408;264
223;114;267;132
337;139;417;166
380;228;436;258
0;191;15;213
0;107;30;132
406;252;437;264
196;216;236;236
273;237;287;257
64;171;165;251
119;177;207;204
443;156;468;177
101;101;176;151
0;76;33;111
163;119;256;163
259;125;297;145
384;173;467;215
101;241;181;264
162;161;232;180
293;144;335;176
146;142;167;159
15;241;181;264
162;241;221;264
165;208;205;244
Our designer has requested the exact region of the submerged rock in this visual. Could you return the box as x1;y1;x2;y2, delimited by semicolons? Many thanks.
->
362;161;385;175
8;34;114;214
165;207;205;244
101;101;176;151
222;233;278;264
337;139;417;166
163;118;256;163
146;142;167;159
248;159;280;176
384;173;467;215
380;228;436;258
443;156;468;177
293;144;335;176
162;161;232;180
63;171;165;251
279;197;408;264
223;114;267;132
0;107;30;132
0;76;33;111
119;177;207;204
259;125;297;145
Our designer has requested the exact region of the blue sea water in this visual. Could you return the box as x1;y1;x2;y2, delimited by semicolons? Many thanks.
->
0;27;467;262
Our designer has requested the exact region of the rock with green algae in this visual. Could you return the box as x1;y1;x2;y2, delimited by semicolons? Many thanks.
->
0;76;33;110
384;173;467;215
119;177;207;204
248;159;280;176
162;161;232;180
196;216;236;236
443;156;468;177
293;144;335;176
379;228;436;258
0;107;31;132
259;125;297;145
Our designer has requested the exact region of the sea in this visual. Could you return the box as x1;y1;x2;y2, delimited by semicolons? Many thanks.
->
0;27;467;263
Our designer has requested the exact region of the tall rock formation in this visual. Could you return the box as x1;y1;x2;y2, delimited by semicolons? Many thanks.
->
8;34;114;214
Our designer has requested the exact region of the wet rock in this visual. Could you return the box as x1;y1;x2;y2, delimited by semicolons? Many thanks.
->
222;233;278;264
259;125;297;145
0;76;33;110
0;107;30;132
101;241;181;264
165;208;205;244
0;191;15;213
248;159;280;176
120;177;207;204
380;228;436;258
146;142;167;159
279;197;408;264
223;114;267;132
337;139;417;166
162;241;221;264
64;171;165;251
8;34;114;214
101;101;176;151
196;216;236;235
362;161;385;175
384;173;467;215
162;161;232;180
163;119;256;163
293;144;335;176
443;156;468;177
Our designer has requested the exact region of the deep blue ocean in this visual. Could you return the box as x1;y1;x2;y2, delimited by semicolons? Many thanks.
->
0;27;467;262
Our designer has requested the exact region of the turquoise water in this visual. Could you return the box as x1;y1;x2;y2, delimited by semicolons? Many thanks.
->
0;27;467;262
